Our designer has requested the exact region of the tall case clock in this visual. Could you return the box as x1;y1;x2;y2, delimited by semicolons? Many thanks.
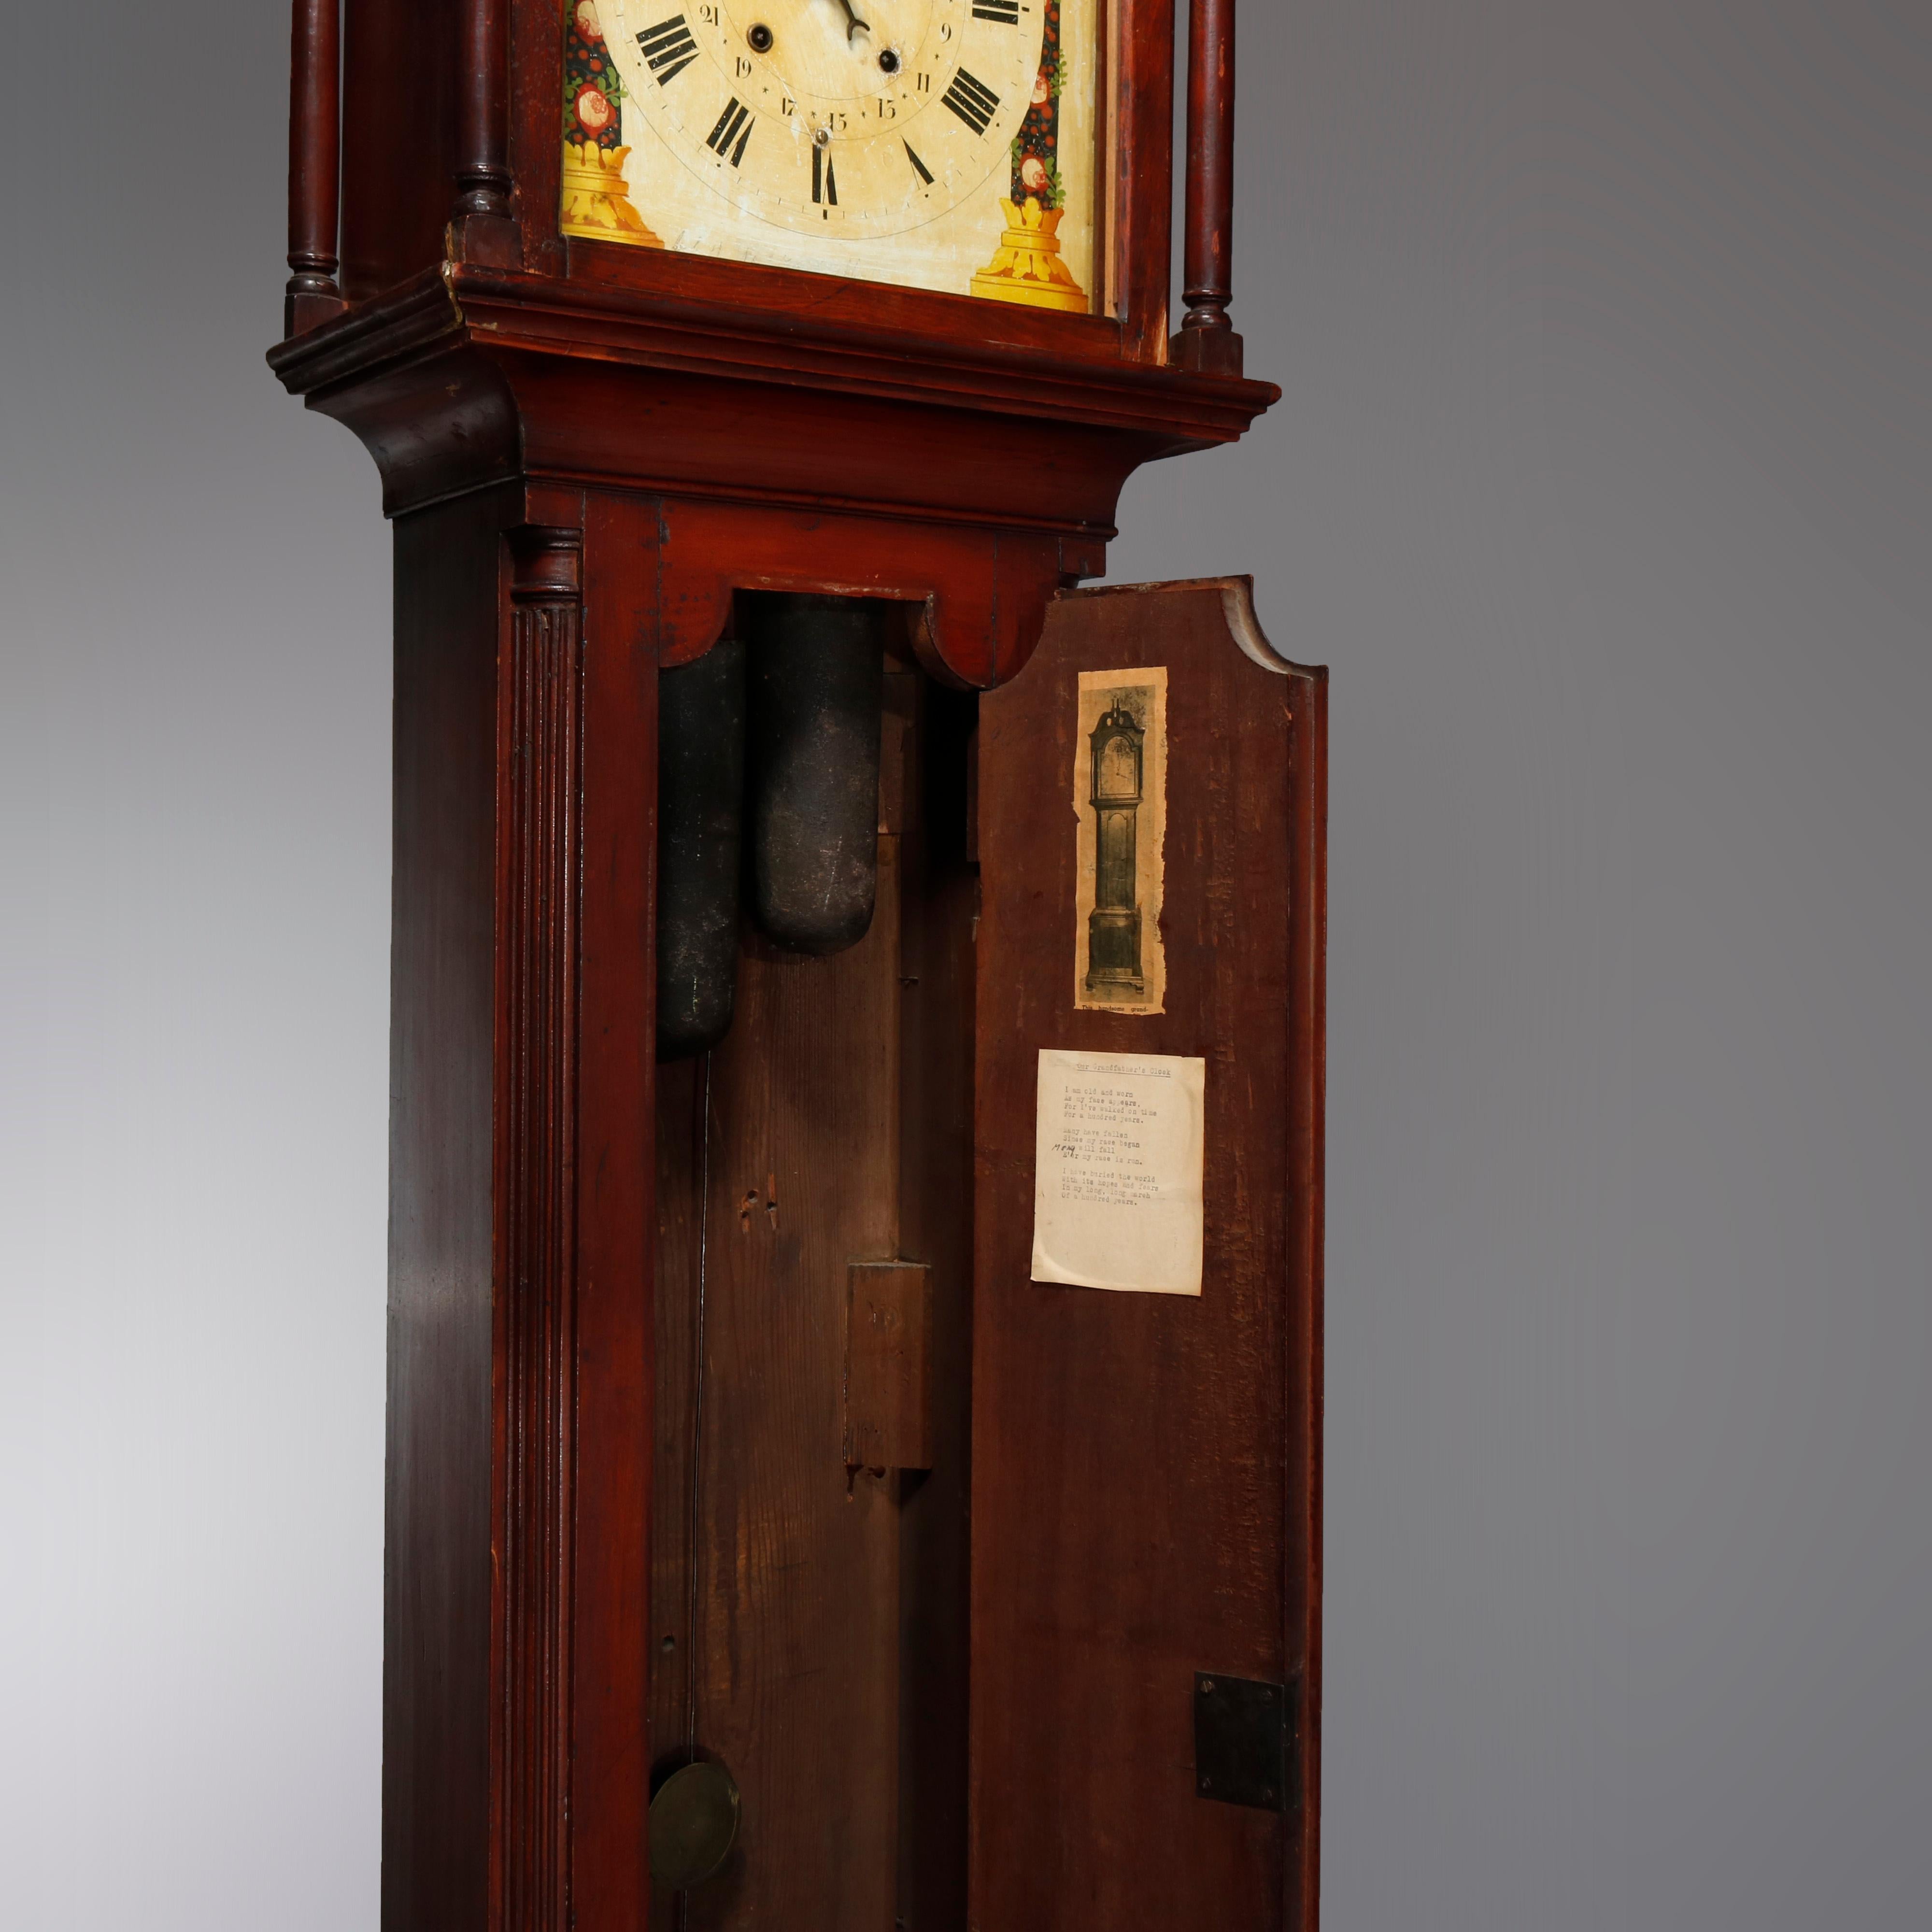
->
274;2;1324;1928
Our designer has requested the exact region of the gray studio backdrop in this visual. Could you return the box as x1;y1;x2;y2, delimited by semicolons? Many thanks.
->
3;4;1926;1928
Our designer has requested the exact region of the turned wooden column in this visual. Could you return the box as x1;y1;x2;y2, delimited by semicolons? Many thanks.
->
452;0;519;264
494;525;585;1930
283;0;342;336
1174;0;1243;374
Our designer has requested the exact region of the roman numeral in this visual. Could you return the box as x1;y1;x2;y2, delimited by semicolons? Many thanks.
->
941;68;1000;136
638;14;698;85
903;140;934;185
813;144;839;206
973;0;1022;22
706;96;753;166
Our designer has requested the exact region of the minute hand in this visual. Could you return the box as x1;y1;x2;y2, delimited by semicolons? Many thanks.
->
835;0;871;41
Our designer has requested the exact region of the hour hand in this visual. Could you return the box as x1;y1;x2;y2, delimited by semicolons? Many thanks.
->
835;0;870;41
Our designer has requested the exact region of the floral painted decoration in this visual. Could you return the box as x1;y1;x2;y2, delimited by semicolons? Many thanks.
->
564;0;623;152
1009;0;1065;210
557;0;660;245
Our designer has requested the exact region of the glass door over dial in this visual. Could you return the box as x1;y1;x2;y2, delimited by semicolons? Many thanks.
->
563;0;1101;311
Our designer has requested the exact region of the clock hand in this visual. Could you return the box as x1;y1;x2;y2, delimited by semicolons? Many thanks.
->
833;0;870;43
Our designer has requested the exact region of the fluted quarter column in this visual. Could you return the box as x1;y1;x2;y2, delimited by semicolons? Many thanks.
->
494;526;584;1931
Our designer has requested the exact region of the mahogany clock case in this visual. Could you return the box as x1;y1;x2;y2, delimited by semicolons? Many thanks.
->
273;3;1310;1929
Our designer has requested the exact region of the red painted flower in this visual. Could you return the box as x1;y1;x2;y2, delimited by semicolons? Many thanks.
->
574;1;606;45
574;83;615;135
1032;69;1052;106
1019;152;1049;193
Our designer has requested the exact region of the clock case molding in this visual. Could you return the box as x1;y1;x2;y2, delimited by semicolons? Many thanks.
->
272;0;1275;685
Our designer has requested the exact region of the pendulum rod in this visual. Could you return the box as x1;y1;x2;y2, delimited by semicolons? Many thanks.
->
684;1052;713;1762
670;1051;715;1932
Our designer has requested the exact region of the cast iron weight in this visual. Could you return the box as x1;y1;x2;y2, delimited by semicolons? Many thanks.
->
744;593;886;958
656;635;747;1060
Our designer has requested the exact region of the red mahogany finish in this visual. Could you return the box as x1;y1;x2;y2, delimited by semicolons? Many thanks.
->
971;580;1325;1928
270;259;1276;684
379;483;663;1932
283;0;343;334
452;0;517;264
1176;0;1242;373
277;8;1312;1932
494;525;583;1932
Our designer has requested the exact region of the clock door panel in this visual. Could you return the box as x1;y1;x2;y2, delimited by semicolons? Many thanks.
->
969;580;1326;1931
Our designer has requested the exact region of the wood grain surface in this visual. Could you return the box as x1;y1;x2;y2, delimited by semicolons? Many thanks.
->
372;499;1319;1932
651;679;907;1931
650;665;981;1930
845;1263;936;1473
284;0;344;333
381;486;514;1932
970;579;1325;1931
337;0;459;300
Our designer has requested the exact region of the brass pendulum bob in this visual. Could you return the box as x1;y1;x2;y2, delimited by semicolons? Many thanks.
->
744;593;884;956
656;635;747;1059
649;1756;742;1891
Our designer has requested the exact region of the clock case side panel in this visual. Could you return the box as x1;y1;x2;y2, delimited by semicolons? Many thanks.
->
514;0;1178;365
967;578;1326;1932
382;482;662;1932
383;491;504;1932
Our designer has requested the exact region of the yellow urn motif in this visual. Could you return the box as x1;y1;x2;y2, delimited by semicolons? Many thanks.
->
971;198;1090;313
560;142;662;248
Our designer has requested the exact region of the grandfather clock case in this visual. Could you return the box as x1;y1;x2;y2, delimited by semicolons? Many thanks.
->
274;3;1324;1927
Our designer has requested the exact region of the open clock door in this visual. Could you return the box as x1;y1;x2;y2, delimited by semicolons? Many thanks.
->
970;579;1327;1931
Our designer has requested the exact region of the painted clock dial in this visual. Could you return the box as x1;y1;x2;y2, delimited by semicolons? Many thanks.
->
564;0;1100;312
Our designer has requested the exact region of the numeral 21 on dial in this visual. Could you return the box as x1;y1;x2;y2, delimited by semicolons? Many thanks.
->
638;14;697;85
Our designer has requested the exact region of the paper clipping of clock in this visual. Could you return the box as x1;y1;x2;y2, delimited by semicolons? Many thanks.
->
1072;665;1168;1015
561;0;1098;311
